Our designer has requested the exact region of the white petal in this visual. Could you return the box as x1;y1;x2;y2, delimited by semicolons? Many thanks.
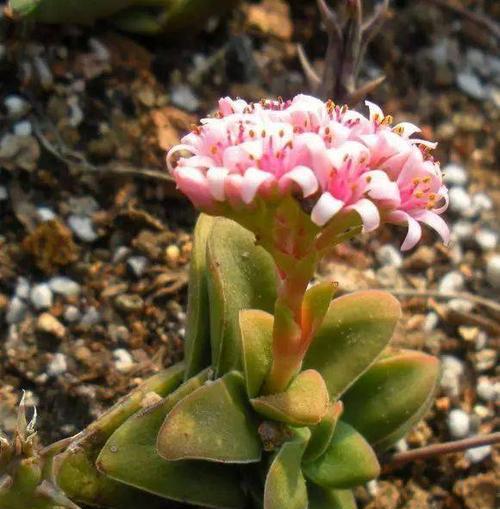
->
346;198;380;232
311;193;344;226
166;144;197;172
393;122;421;137
413;210;450;246
279;166;319;197
241;168;273;204
206;167;229;201
387;210;422;251
365;100;384;122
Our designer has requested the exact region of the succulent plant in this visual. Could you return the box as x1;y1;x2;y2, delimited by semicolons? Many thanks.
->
0;95;447;508
6;0;239;35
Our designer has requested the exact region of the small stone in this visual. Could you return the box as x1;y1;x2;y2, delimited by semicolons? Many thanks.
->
464;445;491;463
456;71;486;100
448;187;473;217
13;120;32;137
4;95;30;117
127;256;148;277
452;220;474;241
170;84;200;112
15;277;30;300
0;186;7;201
80;306;101;326
475;229;497;251
442;163;467;186
476;377;499;402
68;196;99;216
112;246;131;263
458;326;479;342
47;353;68;376
376;244;403;268
30;283;53;310
423;312;439;332
68;215;98;242
485;255;500;288
471;192;493;212
448;298;474;313
49;276;81;297
36;313;66;339
165;244;181;266
473;405;491;419
113;348;134;373
447;409;470;438
473;349;496;372
36;207;56;221
63;305;81;323
115;294;144;313
6;297;28;324
439;271;465;293
440;355;464;398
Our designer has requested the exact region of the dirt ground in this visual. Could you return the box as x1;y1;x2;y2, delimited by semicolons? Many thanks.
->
0;1;498;508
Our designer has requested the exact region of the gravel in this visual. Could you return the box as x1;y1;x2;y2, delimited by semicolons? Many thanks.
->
442;163;467;186
49;276;81;297
47;353;68;376
6;297;28;324
464;445;492;464
438;271;465;293
113;348;134;373
447;409;470;438
376;244;403;268
30;283;53;310
485;255;500;288
13;120;32;136
448;187;473;217
68;215;98;242
127;256;148;277
475;229;497;251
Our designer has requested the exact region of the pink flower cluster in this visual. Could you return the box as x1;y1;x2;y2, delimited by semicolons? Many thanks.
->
167;95;449;250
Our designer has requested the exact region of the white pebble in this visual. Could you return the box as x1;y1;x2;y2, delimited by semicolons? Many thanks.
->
465;445;491;463
30;283;53;310
68;215;98;242
376;244;403;268
471;192;493;212
451;220;474;241
80;306;101;326
63;305;81;323
170;84;200;112
440;355;464;398
37;207;57;222
486;255;500;288
49;276;81;297
113;349;134;373
48;353;68;376
447;409;470;438
448;298;474;313
4;95;30;117
476;377;499;402
423;312;439;332
112;246;131;263
439;271;465;293
13;120;32;136
15;277;30;300
443;163;467;186
6;297;28;324
475;229;497;251
0;186;7;201
448;187;473;217
127;256;148;277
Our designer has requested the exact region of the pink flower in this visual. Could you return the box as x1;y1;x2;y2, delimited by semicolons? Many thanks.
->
167;95;449;250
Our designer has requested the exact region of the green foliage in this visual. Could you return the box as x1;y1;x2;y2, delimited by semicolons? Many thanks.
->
303;290;401;399
308;485;357;509
207;218;277;375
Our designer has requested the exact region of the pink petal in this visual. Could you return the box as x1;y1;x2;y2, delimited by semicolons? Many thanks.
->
387;210;422;251
412;210;450;246
346;198;380;232
206;167;229;201
279;166;319;197
174;167;213;208
241;168;274;204
166;144;198;172
311;193;344;226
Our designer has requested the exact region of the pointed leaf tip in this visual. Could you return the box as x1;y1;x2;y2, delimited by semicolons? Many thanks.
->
251;370;329;426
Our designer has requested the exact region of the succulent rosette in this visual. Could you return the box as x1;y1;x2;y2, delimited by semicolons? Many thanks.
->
168;94;449;251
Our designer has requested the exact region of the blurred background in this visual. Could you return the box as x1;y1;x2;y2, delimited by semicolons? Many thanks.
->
0;1;498;507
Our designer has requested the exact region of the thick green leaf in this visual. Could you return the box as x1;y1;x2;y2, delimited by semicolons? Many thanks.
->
240;309;274;398
303;401;343;463
308;484;357;509
341;350;440;449
207;218;277;376
184;214;215;379
158;371;261;463
251;370;329;426
264;429;310;509
303;290;401;399
96;370;246;508
301;281;337;340
303;421;380;489
56;363;184;508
